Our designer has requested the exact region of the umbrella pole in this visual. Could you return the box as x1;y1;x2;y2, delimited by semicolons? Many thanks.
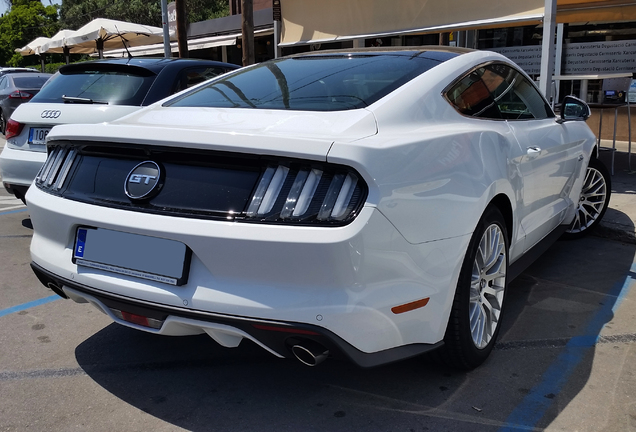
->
97;39;104;59
64;46;70;64
40;55;45;72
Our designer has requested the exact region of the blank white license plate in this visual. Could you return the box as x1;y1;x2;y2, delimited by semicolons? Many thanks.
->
28;127;51;145
73;228;191;286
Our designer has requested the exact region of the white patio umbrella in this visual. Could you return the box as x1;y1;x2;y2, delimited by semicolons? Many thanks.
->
39;29;86;63
63;18;165;58
15;36;52;56
15;36;52;72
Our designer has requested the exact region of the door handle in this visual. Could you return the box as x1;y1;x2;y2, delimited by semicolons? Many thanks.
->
527;146;541;154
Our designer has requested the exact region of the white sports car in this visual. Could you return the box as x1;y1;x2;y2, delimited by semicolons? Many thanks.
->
27;47;610;369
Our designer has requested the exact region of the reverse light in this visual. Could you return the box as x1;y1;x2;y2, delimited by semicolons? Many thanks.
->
4;119;24;140
245;163;366;225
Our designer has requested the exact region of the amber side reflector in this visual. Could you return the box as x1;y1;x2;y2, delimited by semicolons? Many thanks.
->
391;298;430;314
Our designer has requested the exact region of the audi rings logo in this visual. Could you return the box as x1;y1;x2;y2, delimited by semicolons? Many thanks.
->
124;161;162;200
40;110;61;119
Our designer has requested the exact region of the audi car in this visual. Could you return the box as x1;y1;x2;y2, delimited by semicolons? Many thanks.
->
0;57;239;202
27;47;610;369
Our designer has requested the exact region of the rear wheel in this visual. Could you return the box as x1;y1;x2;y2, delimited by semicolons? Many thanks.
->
563;158;611;239
439;206;508;370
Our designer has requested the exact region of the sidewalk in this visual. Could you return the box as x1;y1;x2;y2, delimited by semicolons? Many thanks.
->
596;139;636;244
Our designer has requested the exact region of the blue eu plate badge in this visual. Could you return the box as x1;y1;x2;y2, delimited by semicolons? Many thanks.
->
75;228;87;258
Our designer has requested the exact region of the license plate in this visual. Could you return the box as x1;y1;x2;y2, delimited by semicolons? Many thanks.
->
28;127;52;145
73;228;191;286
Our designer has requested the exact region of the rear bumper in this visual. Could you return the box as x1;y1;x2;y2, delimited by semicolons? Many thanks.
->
27;184;470;365
31;262;442;367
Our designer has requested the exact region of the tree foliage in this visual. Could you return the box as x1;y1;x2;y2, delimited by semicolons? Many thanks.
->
59;0;229;30
0;0;59;66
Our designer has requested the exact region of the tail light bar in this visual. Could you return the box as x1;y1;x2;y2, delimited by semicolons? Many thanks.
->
245;163;366;225
8;91;33;100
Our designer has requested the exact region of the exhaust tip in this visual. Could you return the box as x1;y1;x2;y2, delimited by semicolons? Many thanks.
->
46;282;68;299
290;340;329;366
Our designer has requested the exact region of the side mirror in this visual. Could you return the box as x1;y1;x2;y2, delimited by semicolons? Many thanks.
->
559;95;591;122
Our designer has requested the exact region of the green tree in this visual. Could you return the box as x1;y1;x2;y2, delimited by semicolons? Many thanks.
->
0;0;59;66
59;0;229;30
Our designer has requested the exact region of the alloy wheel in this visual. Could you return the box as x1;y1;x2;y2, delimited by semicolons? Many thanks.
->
568;165;609;234
469;223;507;349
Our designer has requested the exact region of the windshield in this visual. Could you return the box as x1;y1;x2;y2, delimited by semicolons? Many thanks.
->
166;52;456;111
31;70;155;105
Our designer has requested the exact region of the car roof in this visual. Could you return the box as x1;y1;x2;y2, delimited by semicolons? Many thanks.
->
59;58;240;75
0;67;40;74
5;72;52;81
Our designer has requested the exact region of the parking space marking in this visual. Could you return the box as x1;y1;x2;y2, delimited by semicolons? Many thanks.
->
498;263;636;431
0;295;59;319
0;208;27;216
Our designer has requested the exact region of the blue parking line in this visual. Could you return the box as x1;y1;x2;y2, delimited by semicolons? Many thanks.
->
0;208;27;216
0;295;59;318
499;263;636;431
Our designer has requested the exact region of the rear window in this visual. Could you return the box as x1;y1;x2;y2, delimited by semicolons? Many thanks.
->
166;52;456;111
31;70;155;106
12;76;50;88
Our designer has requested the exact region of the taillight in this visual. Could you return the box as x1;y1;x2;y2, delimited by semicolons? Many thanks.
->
8;90;32;100
245;163;366;225
5;119;24;140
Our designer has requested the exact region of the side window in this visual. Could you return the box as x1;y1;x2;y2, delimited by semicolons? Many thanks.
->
0;77;7;90
445;63;554;121
445;68;502;119
485;63;554;120
172;67;228;94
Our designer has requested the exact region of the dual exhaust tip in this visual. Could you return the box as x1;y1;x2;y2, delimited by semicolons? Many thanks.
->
289;339;329;367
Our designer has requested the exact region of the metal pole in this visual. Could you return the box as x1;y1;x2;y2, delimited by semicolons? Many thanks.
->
554;23;564;104
274;20;281;59
160;0;171;58
539;0;557;100
273;0;281;59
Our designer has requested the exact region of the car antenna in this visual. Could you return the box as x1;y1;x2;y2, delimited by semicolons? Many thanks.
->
114;25;134;59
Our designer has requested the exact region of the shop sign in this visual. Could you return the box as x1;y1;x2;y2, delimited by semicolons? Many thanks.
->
491;40;636;75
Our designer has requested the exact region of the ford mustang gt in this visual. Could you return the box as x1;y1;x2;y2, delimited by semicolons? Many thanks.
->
27;47;610;369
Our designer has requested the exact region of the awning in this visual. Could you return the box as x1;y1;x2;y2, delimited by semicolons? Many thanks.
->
101;29;273;58
557;0;636;23
279;0;545;46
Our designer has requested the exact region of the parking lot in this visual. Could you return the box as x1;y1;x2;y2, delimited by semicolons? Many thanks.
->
1;136;636;432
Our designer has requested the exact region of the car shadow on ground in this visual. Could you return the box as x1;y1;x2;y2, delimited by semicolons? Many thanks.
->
73;229;636;431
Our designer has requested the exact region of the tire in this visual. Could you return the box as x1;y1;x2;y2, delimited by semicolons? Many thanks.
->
562;158;611;240
438;206;508;370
